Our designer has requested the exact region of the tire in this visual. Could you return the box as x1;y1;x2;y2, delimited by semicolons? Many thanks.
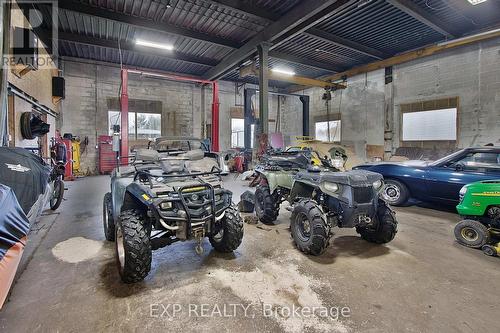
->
20;112;34;140
357;202;398;244
290;199;331;256
255;185;279;225
381;179;409;206
49;179;64;210
209;206;244;253
454;219;490;249
103;192;115;241
115;209;152;283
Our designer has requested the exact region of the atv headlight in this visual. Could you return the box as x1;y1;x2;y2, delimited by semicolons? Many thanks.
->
322;182;339;194
160;201;173;210
373;179;383;190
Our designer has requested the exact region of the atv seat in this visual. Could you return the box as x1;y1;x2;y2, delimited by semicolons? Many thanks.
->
182;149;204;161
135;149;159;162
160;159;186;174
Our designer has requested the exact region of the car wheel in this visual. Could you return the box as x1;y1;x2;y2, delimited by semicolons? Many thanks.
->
454;219;490;249
381;179;409;206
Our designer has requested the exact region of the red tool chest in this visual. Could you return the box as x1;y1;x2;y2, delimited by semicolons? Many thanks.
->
98;135;116;174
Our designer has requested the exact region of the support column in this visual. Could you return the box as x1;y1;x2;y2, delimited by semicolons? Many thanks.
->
257;42;271;135
383;66;394;160
120;68;129;164
211;81;219;152
300;95;310;137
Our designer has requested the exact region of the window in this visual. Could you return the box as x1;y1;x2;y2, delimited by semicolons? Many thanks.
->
450;152;500;171
231;118;244;148
315;120;341;142
402;108;457;141
108;111;161;139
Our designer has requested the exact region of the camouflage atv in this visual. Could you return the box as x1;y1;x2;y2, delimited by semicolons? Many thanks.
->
103;137;243;283
253;151;397;255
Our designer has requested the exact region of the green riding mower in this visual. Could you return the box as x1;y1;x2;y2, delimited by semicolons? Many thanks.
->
454;180;500;256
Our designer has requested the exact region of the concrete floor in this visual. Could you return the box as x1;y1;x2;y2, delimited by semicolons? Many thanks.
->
0;175;498;332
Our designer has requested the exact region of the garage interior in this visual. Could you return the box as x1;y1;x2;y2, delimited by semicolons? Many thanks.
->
0;0;500;332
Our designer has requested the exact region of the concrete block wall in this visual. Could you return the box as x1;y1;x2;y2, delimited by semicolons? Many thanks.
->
60;60;282;173
61;60;205;174
393;38;500;147
293;37;500;161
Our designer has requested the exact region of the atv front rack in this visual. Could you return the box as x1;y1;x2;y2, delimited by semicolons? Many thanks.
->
133;165;222;189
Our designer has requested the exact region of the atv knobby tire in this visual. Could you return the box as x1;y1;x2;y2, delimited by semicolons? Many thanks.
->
255;185;279;225
209;206;244;252
115;209;152;283
103;192;115;241
454;219;490;249
357;203;398;244
290;199;331;256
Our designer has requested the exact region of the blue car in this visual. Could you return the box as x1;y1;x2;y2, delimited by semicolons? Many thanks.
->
354;147;500;206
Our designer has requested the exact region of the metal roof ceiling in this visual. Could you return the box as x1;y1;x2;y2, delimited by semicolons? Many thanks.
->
33;0;500;84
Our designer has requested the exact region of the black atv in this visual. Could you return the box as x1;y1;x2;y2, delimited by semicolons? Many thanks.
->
287;168;398;255
103;138;243;283
253;149;397;255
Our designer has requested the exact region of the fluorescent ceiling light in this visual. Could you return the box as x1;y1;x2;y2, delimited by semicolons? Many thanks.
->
136;39;174;51
467;0;487;5
271;68;296;76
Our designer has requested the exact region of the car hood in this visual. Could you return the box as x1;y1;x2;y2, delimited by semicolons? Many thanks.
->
358;160;431;168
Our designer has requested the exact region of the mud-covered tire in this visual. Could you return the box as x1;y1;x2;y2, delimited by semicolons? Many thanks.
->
49;179;64;211
357;203;398;244
115;210;152;283
290;199;331;256
103;192;115;241
209;206;244;253
454;219;490;249
381;179;409;206
255;185;279;225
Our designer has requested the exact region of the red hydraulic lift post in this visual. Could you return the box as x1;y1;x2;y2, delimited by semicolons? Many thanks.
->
123;68;220;152
120;68;129;165
211;81;220;152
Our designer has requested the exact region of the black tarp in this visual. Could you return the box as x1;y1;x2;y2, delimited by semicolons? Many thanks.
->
0;147;51;214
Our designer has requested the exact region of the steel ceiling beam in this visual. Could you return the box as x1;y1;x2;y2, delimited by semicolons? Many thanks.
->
208;0;386;60
53;30;217;67
55;0;356;75
203;0;357;80
57;0;242;49
305;28;387;60
268;51;344;73
386;0;455;38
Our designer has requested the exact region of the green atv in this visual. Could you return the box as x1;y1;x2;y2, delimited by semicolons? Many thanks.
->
253;151;397;255
103;138;243;283
454;180;500;255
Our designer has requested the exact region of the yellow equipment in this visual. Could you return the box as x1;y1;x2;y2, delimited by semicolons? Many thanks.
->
71;140;81;174
287;137;363;171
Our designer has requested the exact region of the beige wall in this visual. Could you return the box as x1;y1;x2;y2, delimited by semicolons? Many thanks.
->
6;1;59;155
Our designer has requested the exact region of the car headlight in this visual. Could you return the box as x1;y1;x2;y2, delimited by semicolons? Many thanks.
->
160;201;173;210
459;186;467;196
373;179;383;190
323;182;339;194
